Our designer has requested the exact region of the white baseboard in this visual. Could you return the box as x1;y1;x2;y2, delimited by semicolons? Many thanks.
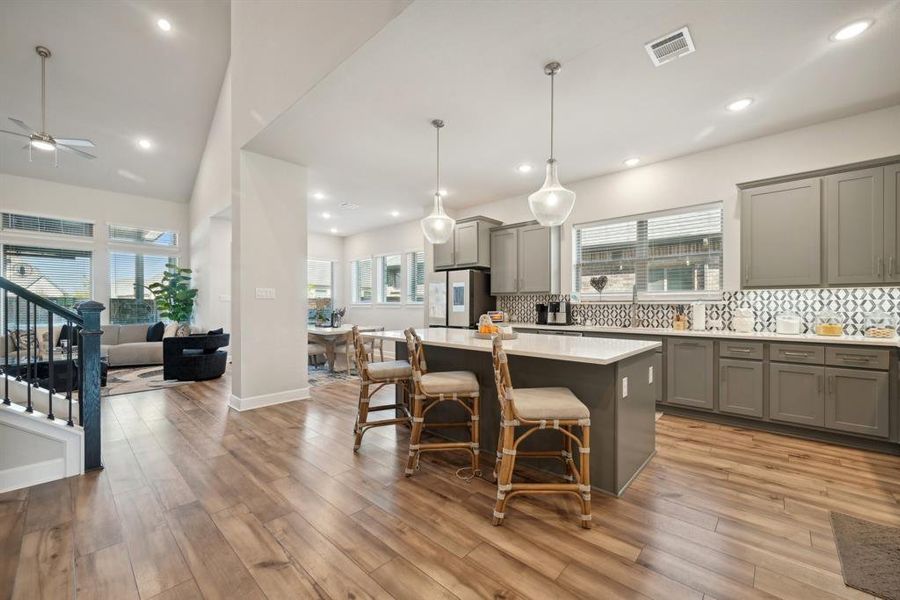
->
0;458;66;494
228;386;310;411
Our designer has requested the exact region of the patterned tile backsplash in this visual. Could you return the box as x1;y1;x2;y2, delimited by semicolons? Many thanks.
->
497;287;900;336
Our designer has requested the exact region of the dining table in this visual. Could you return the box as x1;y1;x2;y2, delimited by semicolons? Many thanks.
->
307;324;382;372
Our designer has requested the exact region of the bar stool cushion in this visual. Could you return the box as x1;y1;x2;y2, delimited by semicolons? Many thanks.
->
512;387;589;421
420;371;479;395
308;343;326;355
367;360;412;380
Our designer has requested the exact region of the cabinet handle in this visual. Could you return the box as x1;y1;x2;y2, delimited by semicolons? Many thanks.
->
783;351;810;358
729;346;752;353
890;257;896;277
828;375;834;395
836;354;870;363
878;257;884;278
817;375;823;393
744;264;749;283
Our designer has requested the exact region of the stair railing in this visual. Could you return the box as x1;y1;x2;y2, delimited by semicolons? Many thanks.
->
1;276;104;470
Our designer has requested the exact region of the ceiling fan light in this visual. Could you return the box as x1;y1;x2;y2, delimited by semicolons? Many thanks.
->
528;159;576;226
31;139;55;152
421;194;455;244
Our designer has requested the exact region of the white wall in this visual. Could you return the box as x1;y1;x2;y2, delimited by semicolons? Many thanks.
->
342;218;427;331
457;103;900;293
309;232;344;308
0;173;188;324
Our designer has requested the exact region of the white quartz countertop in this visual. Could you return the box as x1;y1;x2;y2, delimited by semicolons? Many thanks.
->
367;328;661;365
509;323;900;348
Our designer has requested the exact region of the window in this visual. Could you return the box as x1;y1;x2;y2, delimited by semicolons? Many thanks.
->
406;251;425;303
308;259;333;308
2;213;93;238
109;252;175;323
574;204;723;301
352;258;373;304
3;245;93;322
109;224;178;247
377;254;402;303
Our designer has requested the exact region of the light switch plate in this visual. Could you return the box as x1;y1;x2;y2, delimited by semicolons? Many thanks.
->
255;287;276;299
622;376;629;398
648;366;654;384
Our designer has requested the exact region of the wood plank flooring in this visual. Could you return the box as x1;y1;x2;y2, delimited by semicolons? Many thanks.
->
2;374;898;599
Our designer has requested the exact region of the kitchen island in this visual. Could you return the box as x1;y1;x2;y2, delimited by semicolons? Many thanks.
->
368;328;661;495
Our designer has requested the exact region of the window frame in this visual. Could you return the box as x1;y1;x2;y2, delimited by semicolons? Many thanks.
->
405;250;426;304
108;222;180;249
572;202;724;304
351;257;374;305
375;253;404;305
0;210;95;242
1;243;94;319
108;251;179;324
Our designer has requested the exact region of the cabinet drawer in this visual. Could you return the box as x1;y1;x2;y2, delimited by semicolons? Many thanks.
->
719;341;763;360
770;343;824;365
825;347;890;370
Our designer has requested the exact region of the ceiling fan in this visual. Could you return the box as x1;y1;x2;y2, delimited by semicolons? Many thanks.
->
0;46;96;165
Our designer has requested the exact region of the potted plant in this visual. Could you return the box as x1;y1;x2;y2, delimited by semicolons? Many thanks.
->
148;263;198;329
313;298;330;327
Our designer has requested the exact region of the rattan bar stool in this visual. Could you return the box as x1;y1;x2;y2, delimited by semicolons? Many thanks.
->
403;328;481;477
352;326;413;451
490;335;592;528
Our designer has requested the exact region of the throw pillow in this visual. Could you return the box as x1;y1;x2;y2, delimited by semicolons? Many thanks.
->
175;324;191;338
4;330;17;351
163;323;179;339
146;321;165;342
10;330;38;354
57;324;79;347
207;328;224;336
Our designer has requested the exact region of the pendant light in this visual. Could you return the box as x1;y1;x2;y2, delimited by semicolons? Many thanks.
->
528;62;576;226
421;119;455;244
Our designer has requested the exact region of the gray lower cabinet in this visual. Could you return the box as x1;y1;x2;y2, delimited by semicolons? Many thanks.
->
825;367;889;438
719;359;763;418
665;339;714;410
769;363;824;427
825;167;884;285
741;177;822;287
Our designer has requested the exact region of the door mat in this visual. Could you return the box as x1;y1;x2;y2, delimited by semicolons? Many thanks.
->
831;512;900;600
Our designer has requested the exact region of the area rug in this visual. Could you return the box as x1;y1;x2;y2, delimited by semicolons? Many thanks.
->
103;366;193;397
831;512;900;600
307;365;356;388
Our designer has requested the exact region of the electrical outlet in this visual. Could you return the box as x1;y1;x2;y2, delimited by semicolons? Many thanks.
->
622;376;629;398
648;366;654;384
255;287;276;299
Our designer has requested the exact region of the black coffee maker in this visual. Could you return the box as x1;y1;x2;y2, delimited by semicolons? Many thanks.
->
536;303;549;324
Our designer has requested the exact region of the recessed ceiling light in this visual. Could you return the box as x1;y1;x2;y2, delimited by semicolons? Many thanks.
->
831;19;873;41
137;138;153;150
624;157;640;167
726;98;753;112
321;212;331;219
390;210;400;217
329;227;338;234
156;18;172;32
312;191;325;200
517;164;533;174
438;189;448;197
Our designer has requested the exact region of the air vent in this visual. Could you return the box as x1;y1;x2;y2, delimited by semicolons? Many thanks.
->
339;201;360;211
645;26;695;66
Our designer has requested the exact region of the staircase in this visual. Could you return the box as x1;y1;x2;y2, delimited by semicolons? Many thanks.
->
0;276;103;492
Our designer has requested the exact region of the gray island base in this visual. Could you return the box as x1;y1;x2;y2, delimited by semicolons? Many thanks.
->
385;333;660;496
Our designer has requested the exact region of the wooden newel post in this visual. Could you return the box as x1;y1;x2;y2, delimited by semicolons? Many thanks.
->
77;300;105;471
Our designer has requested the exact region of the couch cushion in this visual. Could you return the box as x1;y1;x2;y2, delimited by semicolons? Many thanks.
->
147;321;165;342
512;387;589;421
100;325;120;346
118;324;150;344
419;371;479;395
367;360;412;381
106;342;163;367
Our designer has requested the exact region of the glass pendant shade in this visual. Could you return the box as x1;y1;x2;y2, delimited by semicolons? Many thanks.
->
528;159;576;226
421;194;455;244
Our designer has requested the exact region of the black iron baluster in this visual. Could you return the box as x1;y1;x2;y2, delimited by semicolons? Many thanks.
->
47;312;54;420
66;321;74;426
25;299;32;413
3;289;8;405
14;296;21;382
78;328;84;427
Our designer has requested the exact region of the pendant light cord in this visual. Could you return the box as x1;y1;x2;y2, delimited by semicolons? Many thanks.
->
549;70;555;161
41;54;46;133
436;124;440;195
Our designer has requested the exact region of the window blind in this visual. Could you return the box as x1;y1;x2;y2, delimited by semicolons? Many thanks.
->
3;245;93;321
379;255;402;303
109;252;175;323
353;259;373;304
574;204;723;300
109;224;178;247
406;251;425;303
2;213;93;238
307;259;332;300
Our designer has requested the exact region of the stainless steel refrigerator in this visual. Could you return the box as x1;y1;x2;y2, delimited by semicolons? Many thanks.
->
428;269;494;328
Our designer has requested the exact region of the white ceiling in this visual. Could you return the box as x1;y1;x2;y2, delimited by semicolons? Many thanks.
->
0;0;230;203
246;0;900;237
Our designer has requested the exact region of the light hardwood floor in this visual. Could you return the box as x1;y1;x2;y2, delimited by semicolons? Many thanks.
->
1;374;898;599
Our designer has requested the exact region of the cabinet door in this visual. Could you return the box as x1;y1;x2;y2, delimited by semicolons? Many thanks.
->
433;236;455;270
517;225;551;293
454;221;479;266
741;178;821;287
825;167;884;285
665;339;714;409
769;363;824;427
884;163;900;282
825;367;889;438
719;359;763;418
490;229;518;294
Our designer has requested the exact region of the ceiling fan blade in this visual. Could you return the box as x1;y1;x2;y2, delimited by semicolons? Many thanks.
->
57;143;96;159
55;137;95;148
8;118;35;133
0;129;30;139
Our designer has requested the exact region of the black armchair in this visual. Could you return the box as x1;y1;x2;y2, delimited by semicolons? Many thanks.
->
163;333;230;381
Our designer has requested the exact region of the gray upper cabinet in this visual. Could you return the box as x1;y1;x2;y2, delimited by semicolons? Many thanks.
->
883;163;900;282
769;363;824;427
490;228;518;294
825;167;884;285
719;359;763;418
665;339;714;410
741;178;822;287
825;367;889;438
432;216;500;271
489;221;560;294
